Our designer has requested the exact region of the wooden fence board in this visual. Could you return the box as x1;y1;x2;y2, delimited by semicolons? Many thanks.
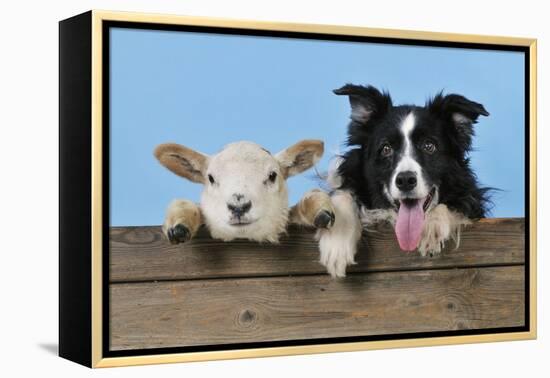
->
110;218;525;282
110;266;525;351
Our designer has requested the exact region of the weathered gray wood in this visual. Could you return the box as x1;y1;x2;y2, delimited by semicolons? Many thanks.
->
110;266;525;351
110;218;525;282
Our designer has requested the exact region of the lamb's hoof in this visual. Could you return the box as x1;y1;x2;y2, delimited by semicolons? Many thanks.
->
167;224;191;244
314;210;335;229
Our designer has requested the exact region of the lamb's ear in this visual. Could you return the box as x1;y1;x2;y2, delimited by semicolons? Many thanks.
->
154;143;209;183
428;93;489;150
333;84;392;124
276;140;324;178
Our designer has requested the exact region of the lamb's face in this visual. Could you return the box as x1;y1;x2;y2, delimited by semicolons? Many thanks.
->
155;139;324;243
201;142;289;242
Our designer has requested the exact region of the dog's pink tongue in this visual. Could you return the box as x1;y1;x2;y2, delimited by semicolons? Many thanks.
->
395;200;425;251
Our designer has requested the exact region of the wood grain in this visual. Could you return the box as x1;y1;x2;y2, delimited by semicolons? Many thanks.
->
109;266;525;351
109;218;525;282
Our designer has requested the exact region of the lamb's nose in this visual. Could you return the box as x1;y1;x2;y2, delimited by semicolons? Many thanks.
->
228;201;252;217
395;171;417;192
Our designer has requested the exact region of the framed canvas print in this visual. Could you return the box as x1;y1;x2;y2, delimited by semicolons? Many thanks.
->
59;10;537;368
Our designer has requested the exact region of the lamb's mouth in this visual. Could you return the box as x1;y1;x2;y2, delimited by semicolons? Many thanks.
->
395;186;436;212
228;219;256;227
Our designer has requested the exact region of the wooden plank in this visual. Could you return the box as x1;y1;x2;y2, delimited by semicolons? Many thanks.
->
110;218;525;282
109;266;525;351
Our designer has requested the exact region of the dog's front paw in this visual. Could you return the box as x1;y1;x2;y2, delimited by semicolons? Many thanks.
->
165;223;191;244
314;209;336;229
418;220;449;257
316;189;362;278
317;224;359;278
417;204;471;257
318;237;355;278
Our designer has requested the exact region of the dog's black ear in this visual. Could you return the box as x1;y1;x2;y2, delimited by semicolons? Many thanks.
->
333;84;392;124
428;93;489;150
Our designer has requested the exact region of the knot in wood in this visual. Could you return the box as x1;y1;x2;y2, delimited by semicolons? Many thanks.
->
238;309;257;328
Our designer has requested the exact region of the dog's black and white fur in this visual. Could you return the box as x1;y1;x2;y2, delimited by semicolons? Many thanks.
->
317;84;490;277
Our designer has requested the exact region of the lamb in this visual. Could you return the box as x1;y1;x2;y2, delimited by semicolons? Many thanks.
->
154;140;336;244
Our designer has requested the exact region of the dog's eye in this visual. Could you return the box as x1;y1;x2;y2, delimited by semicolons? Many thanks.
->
208;174;215;184
268;171;277;183
422;140;437;154
381;144;393;157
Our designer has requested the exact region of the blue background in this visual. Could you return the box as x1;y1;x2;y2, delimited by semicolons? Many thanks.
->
110;28;525;226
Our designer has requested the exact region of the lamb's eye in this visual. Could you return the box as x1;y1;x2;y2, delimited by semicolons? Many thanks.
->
422;140;437;154
268;171;277;183
208;174;215;184
381;143;393;157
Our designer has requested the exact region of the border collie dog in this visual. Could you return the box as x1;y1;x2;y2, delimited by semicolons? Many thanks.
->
318;84;490;278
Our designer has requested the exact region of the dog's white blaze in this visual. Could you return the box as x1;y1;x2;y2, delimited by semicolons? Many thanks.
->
401;111;416;136
390;112;429;199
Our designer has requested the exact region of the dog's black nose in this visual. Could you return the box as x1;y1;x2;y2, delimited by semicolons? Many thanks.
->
396;171;417;192
228;201;252;217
